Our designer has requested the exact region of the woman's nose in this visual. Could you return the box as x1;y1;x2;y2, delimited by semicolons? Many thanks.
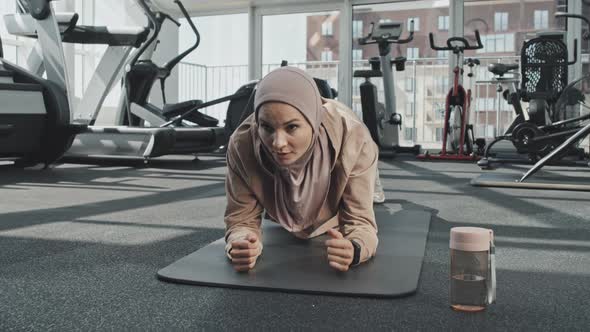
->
272;132;287;150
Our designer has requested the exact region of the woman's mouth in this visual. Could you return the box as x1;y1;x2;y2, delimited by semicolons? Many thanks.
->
275;152;291;160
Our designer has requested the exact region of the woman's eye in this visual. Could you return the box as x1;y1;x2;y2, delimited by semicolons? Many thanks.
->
261;125;273;133
287;124;298;131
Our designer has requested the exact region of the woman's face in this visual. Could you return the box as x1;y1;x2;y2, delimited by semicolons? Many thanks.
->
258;102;313;166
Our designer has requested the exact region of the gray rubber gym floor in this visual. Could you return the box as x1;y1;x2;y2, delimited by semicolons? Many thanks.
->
1;155;589;331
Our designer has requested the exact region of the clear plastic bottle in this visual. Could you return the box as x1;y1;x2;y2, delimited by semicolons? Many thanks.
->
450;227;495;312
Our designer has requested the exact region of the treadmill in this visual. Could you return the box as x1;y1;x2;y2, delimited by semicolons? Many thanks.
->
6;0;225;161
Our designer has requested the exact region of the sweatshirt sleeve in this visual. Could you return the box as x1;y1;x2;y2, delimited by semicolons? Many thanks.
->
338;133;379;264
224;143;264;259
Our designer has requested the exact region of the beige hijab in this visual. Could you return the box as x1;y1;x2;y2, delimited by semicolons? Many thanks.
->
252;67;333;233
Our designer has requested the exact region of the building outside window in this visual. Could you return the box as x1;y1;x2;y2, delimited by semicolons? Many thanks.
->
407;47;419;59
435;127;443;141
352;49;363;61
477;33;515;53
322;20;333;36
438;15;449;31
352;20;363;39
476;97;496;111
321;48;333;61
534;10;549;30
436;50;450;59
435;108;445;120
405;101;415;117
434;76;449;95
404;127;416;141
494;12;508;32
405;77;415;92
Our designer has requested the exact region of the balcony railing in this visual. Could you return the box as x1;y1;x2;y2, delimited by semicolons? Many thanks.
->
179;56;522;149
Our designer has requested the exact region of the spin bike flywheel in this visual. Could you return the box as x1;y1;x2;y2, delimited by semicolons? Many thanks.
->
511;122;550;154
447;105;463;152
373;102;386;145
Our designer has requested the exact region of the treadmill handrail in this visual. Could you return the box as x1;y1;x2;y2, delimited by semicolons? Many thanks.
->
4;12;79;37
21;0;53;20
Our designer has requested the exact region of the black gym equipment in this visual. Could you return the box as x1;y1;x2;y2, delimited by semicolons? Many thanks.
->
157;207;431;298
63;0;254;160
354;21;421;157
6;0;226;161
0;1;86;167
477;28;586;169
472;10;590;190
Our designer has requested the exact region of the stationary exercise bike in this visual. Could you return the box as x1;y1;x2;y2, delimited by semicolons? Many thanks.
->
417;31;485;161
515;11;590;182
355;21;421;156
478;27;586;169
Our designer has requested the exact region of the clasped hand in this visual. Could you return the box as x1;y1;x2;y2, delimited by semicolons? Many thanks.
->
229;229;355;272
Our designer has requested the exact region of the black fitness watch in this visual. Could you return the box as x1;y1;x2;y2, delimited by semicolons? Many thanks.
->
350;240;361;266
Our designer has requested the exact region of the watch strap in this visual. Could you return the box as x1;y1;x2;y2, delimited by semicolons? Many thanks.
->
350;239;361;266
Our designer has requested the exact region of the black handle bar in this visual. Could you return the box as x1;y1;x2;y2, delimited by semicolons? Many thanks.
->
555;12;590;41
429;30;483;52
163;0;200;72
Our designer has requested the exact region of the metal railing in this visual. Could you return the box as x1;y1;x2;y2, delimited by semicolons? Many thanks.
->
177;57;524;149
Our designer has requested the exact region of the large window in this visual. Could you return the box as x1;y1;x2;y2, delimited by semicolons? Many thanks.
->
179;13;249;121
465;0;566;55
263;11;340;95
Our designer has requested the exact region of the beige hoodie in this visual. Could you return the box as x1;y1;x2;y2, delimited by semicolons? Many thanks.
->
224;98;379;264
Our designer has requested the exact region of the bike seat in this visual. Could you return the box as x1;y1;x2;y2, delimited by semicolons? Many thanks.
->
488;63;519;77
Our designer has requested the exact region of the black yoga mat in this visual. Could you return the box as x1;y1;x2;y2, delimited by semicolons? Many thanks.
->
471;173;590;192
157;207;431;298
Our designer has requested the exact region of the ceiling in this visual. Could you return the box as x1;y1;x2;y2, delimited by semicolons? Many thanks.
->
151;0;344;16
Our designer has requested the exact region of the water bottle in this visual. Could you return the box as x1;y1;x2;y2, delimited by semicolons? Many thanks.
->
450;227;496;312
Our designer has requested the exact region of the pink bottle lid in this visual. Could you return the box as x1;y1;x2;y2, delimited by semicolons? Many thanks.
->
450;227;493;252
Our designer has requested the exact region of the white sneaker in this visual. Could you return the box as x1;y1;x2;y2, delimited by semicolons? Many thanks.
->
373;174;385;204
